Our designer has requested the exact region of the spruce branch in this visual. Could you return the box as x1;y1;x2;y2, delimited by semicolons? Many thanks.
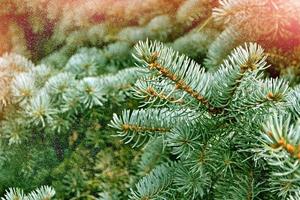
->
25;91;56;127
129;163;174;200
65;48;107;78
288;191;300;200
287;85;300;118
173;164;210;199
138;137;169;175
109;108;198;147
209;42;268;108
228;78;289;115
258;114;300;163
214;169;263;200
110;40;300;199
26;185;56;200
11;72;36;105
1;188;25;200
1;186;55;200
269;174;300;198
254;113;300;196
44;72;75;98
78;77;106;109
0;53;34;110
166;123;203;159
31;64;53;88
132;79;187;108
133;40;212;109
97;67;145;92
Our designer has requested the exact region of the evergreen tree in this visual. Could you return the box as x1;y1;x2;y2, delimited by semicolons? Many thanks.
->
0;48;142;197
110;40;300;199
1;1;300;199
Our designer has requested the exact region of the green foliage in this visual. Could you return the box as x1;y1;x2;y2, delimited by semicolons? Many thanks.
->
130;163;174;200
110;40;300;199
2;186;55;200
0;45;143;197
2;1;300;199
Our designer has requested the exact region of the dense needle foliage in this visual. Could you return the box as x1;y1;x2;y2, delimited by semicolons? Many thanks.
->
1;0;300;199
110;40;300;199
